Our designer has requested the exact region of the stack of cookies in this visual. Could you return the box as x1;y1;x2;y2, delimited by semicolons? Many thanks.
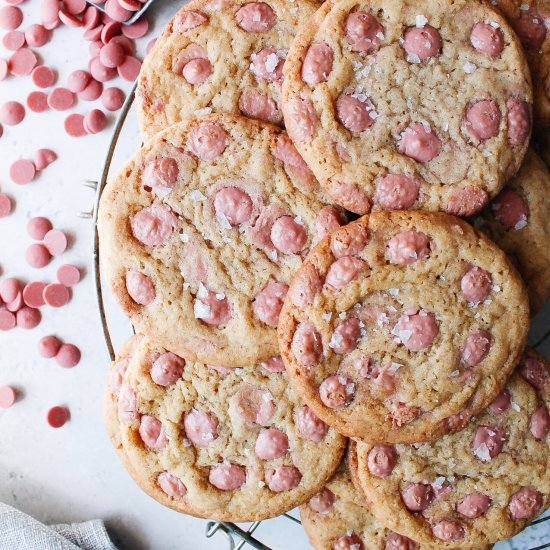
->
97;0;550;547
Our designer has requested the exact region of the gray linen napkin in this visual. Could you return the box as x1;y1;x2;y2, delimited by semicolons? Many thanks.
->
0;502;118;550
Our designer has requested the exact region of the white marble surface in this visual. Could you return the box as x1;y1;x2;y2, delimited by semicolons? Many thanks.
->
0;1;549;549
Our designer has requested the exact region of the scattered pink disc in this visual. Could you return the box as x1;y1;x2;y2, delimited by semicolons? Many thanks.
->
43;229;67;255
63;0;86;15
0;278;20;302
16;306;41;329
32;65;56;88
83;6;101;29
109;35;135;55
27;216;52;239
0;311;16;331
55;343;80;367
101;87;125;111
104;0;131;22
0;101;25;125
0;385;16;407
8;48;38;76
117;55;141;81
89;57;117;82
27;91;49;113
78;78;102;101
10;159;36;184
84;108;107;133
119;0;141;11
38;335;61;358
0;58;8;80
122;16;148;39
3;30;25;51
25;24;49;47
6;291;23;312
83;24;103;41
47;87;75;111
0;6;23;31
0;194;12;217
40;0;60;25
101;21;121;44
89;40;102;57
43;283;70;307
67;69;91;93
34;149;57;170
56;264;80;286
99;41;125;68
64;113;86;137
23;281;47;307
26;243;51;268
47;405;69;428
58;10;83;27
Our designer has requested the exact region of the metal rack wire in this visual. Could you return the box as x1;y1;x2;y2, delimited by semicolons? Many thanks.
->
87;83;550;550
85;0;156;26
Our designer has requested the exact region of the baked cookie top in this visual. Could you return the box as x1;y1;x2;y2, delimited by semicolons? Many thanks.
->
478;148;550;313
351;348;550;548
496;0;550;128
301;460;424;550
277;211;529;444
98;114;343;367
108;335;346;522
136;0;318;140
281;0;532;216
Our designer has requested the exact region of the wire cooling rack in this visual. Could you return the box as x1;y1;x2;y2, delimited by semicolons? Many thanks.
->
86;0;156;26
87;83;550;550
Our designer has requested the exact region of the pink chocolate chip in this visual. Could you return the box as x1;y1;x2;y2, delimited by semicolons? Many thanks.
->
0;311;16;331
252;48;283;81
470;22;504;57
122;17;149;39
331;224;369;258
213;186;253;226
325;256;365;290
309;488;335;514
47;406;69;428
385;532;417;550
117;56;141;82
401;483;434;512
109;359;129;394
27;217;52;240
143;156;178;189
509;487;543;519
336;92;375;133
34;149;57;170
0;385;16;408
333;533;364;550
182;58;211;85
489;389;511;415
345;11;384;52
285;98;318;142
465;100;501;141
235;2;276;32
193;286;231;325
10;159;36;185
296;405;328;441
0;194;12;217
55;343;81;368
461;329;491;367
514;12;547;51
23;282;46;308
530;404;550;440
3;30;25;51
126;270;155;305
64;114;86;137
78;79;103;101
330;317;361;354
150;352;185;386
209;463;246;491
43;229;67;255
0;278;20;302
260;355;285;373
83;109;107;134
253;280;288;326
461;266;492;304
386;230;431;265
432;520;465;541
47;87;75;111
315;206;343;240
506;98;530;146
291;323;322;366
118;383;137;422
491;189;528;230
472;425;505;460
56;264;80;286
26;243;50;268
302;42;333;86
319;375;355;409
184;409;218;446
187;122;228;160
174;10;208;32
456;492;491;519
255;427;289;460
270;215;307;254
25;24;49;47
157;472;187;498
38;335;61;358
399;122;441;162
43;283;70;307
101;87;125;111
0;101;25;125
139;415;167;450
289;263;321;308
266;465;302;492
375;174;419;210
32;65;56;88
131;204;177;247
232;384;274;425
0;6;23;31
445;186;489;216
393;310;439;351
520;358;547;390
9;47;37;76
238;88;278;123
16;306;41;329
403;25;441;61
99;41;125;68
367;444;398;477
